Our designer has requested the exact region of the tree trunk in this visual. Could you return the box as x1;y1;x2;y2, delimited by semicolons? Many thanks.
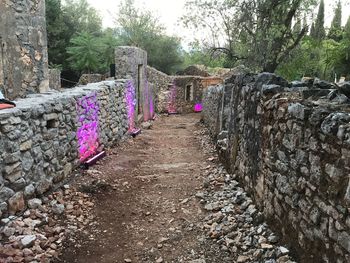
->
263;61;278;73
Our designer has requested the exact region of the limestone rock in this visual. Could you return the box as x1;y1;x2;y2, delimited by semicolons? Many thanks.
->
21;235;36;248
8;192;25;214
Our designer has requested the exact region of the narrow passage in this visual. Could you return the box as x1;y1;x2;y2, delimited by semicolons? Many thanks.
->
58;114;294;263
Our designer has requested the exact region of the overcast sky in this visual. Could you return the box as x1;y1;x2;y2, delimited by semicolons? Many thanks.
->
87;0;350;42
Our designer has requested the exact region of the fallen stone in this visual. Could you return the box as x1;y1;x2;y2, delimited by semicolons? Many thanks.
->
21;235;37;248
52;203;65;215
141;121;152;130
278;246;290;255
28;198;43;209
237;255;250;262
3;226;16;237
8;192;25;214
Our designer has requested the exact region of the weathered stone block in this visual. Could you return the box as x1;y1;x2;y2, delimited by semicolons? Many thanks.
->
8;192;25;215
325;164;343;182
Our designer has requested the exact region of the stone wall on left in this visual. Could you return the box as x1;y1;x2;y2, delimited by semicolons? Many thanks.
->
0;81;128;218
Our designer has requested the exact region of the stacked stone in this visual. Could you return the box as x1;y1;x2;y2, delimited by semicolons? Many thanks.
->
0;81;128;218
98;81;128;148
146;66;174;113
203;73;350;262
48;69;61;91
202;84;223;138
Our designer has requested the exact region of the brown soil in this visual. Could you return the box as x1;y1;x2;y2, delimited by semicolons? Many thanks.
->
57;114;227;263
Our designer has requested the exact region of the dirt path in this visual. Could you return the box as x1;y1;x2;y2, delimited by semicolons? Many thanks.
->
56;114;296;263
58;113;228;263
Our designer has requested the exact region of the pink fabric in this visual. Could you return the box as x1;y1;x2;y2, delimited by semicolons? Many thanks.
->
0;104;14;110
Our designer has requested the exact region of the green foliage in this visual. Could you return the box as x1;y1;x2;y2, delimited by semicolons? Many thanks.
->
344;16;350;39
182;0;318;73
46;0;103;71
66;32;102;74
182;42;226;69
311;0;326;41
115;0;183;74
277;37;320;80
277;28;350;81
328;1;343;41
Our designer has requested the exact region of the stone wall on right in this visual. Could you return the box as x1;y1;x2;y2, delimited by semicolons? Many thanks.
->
202;73;350;262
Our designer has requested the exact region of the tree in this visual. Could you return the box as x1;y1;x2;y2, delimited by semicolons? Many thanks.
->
182;42;227;69
328;1;343;41
293;16;302;36
115;0;183;74
46;0;68;68
100;29;121;71
45;0;103;70
182;0;317;72
344;15;350;40
311;0;326;41
66;32;101;74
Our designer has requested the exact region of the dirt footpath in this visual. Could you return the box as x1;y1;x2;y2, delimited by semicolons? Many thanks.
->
58;113;227;263
57;113;296;263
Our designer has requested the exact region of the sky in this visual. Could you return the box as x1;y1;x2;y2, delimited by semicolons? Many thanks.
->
87;0;350;43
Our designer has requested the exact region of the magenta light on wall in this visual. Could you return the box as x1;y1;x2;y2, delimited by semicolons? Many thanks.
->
126;80;136;131
168;84;177;114
194;103;203;112
77;92;100;162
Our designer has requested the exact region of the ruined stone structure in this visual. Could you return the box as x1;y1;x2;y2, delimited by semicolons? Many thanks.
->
0;0;49;100
203;73;350;262
48;69;61;91
146;67;223;114
115;47;148;121
146;66;173;113
0;81;128;217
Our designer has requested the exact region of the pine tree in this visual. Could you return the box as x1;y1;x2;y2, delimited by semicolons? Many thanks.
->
310;22;316;37
328;1;342;41
312;0;326;41
344;16;350;40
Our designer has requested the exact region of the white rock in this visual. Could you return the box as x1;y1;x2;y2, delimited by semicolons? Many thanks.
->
3;226;16;237
52;203;65;215
28;198;42;209
21;235;36;247
279;246;289;255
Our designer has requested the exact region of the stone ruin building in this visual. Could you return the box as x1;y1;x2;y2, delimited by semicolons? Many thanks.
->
1;1;350;262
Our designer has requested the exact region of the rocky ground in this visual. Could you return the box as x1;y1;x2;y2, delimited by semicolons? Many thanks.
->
1;114;296;263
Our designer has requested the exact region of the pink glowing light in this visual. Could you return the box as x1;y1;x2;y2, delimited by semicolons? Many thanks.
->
194;103;203;112
126;80;137;132
77;93;100;162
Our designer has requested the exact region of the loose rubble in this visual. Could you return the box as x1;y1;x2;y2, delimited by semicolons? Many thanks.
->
0;185;95;263
196;125;296;263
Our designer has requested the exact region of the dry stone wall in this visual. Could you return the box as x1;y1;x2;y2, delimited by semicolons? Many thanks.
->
115;47;147;120
203;73;350;262
146;66;173;113
0;81;128;218
0;0;49;100
48;69;61;91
